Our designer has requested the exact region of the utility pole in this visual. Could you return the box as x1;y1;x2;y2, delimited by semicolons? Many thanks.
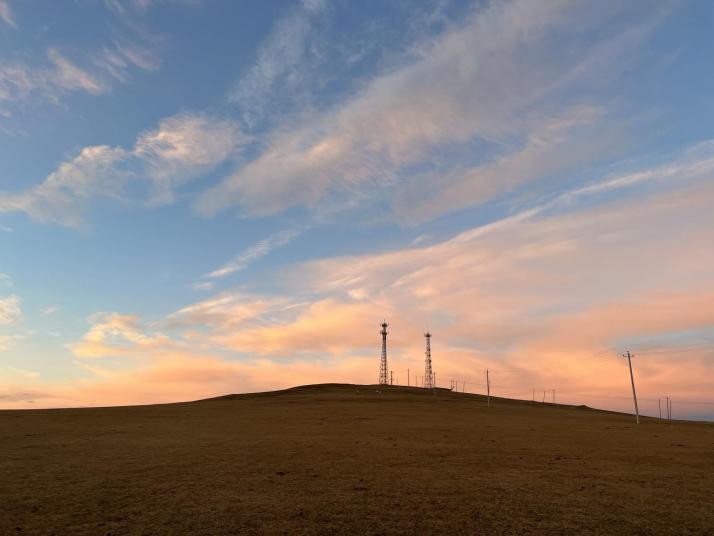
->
658;399;662;419
552;389;555;404
669;399;673;420
532;389;535;403
463;381;466;393
390;370;394;386
407;368;410;387
486;369;490;408
665;396;669;420
623;350;640;424
542;391;546;404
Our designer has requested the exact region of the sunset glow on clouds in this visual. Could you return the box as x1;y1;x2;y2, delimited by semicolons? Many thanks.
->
1;1;713;418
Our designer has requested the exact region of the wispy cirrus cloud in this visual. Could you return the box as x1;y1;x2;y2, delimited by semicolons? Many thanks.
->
0;295;21;325
0;43;159;120
0;49;106;111
0;0;16;28
105;0;202;15
0;4;164;123
0;112;248;226
198;1;671;224
168;292;286;329
202;228;302;284
93;36;162;82
0;335;13;351
6;366;38;379
228;0;327;127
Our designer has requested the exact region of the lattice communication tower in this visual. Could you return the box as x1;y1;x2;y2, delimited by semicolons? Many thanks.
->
379;321;389;385
424;331;434;388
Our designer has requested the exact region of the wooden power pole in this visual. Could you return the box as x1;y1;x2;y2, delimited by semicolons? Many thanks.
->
623;351;640;424
486;369;490;408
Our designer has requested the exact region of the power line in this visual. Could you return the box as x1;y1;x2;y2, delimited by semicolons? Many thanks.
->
634;342;714;355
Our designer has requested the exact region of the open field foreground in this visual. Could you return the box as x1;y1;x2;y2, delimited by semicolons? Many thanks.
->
1;384;713;535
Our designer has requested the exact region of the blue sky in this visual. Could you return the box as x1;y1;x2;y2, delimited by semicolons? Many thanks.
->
1;0;713;418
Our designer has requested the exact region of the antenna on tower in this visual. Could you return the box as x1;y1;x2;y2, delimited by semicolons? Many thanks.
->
378;321;389;385
423;331;434;388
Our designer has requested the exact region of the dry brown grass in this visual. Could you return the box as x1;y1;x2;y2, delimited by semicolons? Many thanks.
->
1;384;713;535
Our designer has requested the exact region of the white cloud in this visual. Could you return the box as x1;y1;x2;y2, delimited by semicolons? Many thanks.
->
0;335;11;350
0;19;162;120
0;49;106;115
0;225;12;233
0;113;247;226
348;288;368;301
192;281;214;292
135;113;247;204
70;312;171;358
228;0;327;127
204;228;302;281
198;1;670;223
411;234;432;246
46;48;106;95
0;0;16;28
114;0;202;12
0;145;128;227
0;273;12;288
42;306;60;315
167;292;285;329
392;105;631;224
0;295;21;325
94;38;161;82
7;366;39;379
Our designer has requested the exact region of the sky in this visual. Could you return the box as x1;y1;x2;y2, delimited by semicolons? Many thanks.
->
1;0;713;419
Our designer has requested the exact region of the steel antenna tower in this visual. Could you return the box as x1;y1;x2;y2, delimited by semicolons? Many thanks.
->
379;321;389;385
423;331;434;388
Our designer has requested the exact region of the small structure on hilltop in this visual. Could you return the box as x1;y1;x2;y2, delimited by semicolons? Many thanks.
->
379;321;389;385
424;331;434;388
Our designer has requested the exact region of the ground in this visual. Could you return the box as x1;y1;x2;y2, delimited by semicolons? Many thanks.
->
1;384;713;535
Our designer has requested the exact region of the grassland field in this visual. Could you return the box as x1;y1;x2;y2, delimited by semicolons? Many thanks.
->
1;384;713;535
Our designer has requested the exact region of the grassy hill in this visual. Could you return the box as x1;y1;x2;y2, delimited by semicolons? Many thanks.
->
1;384;712;535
